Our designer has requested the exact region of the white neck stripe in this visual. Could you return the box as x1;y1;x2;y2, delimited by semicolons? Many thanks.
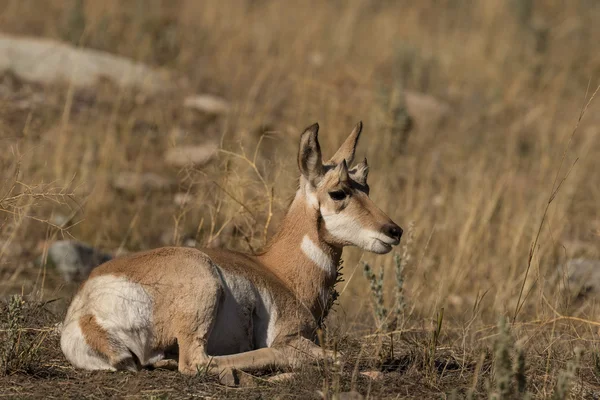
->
300;235;334;275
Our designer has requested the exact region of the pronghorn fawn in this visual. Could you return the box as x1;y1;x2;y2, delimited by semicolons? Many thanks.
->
61;122;402;381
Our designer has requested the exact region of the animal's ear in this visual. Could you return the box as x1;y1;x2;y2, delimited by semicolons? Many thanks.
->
351;157;369;186
298;123;324;184
329;121;362;165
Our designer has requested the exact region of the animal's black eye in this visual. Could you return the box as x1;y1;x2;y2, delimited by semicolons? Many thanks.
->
329;190;347;201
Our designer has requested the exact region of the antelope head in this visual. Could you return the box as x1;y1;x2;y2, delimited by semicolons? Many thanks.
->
298;122;402;254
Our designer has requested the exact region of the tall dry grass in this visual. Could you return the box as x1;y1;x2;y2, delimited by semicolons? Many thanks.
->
1;1;600;393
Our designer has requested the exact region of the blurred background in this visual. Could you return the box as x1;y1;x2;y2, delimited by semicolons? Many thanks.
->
1;0;600;371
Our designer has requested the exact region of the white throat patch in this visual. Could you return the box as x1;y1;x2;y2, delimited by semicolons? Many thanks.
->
301;235;335;275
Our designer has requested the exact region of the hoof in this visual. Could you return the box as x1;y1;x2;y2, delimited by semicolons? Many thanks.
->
218;368;257;387
152;359;179;370
218;368;239;386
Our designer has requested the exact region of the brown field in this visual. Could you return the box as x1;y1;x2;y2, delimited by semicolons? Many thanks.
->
1;0;600;398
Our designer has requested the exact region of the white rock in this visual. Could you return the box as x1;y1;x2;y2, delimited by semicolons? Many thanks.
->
164;144;218;168
309;51;325;67
405;91;451;128
173;192;193;207
183;94;230;114
0;34;173;93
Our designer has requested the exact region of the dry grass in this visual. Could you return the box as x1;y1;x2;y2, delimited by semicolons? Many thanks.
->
1;0;600;398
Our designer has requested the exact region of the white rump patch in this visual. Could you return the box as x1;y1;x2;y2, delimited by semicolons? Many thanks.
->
301;235;335;276
61;275;160;370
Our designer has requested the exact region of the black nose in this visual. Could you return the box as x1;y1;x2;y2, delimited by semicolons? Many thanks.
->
383;223;403;242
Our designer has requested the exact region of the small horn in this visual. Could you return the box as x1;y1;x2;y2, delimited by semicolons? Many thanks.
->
338;159;349;182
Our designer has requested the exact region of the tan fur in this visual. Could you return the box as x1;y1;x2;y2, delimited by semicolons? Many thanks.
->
61;122;402;380
79;314;115;361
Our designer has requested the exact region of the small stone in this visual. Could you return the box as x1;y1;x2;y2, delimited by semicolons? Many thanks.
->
405;91;451;129
432;194;444;207
173;192;193;207
309;51;325;67
164;144;218;168
50;213;70;227
112;172;175;194
46;240;112;283
183;94;230;115
182;238;197;248
360;370;384;381
447;294;465;307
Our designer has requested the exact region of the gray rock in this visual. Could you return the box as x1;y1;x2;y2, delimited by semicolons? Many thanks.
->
47;240;112;283
164;144;218;168
0;34;173;93
560;258;600;297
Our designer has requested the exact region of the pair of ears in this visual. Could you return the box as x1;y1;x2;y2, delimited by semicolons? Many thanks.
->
298;122;369;186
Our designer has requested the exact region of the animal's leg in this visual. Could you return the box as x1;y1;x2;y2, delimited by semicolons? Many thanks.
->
176;285;222;375
177;336;212;375
288;336;339;363
206;337;335;373
209;347;287;372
